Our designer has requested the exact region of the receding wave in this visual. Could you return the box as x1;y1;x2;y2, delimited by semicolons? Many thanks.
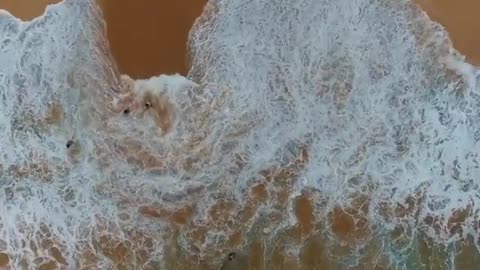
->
0;0;479;269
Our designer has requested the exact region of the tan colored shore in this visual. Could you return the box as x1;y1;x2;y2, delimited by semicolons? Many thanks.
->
1;0;478;71
97;0;207;78
415;0;480;65
0;0;206;78
1;0;480;269
0;0;59;21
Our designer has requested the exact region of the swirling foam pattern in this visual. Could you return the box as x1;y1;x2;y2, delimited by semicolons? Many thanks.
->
1;0;480;269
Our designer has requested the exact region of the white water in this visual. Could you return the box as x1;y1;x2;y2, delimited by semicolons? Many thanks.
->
1;0;480;268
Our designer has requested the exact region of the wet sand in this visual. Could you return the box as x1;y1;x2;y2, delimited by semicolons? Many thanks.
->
0;0;60;21
0;0;206;79
415;0;480;65
97;0;207;78
2;0;480;269
2;0;479;70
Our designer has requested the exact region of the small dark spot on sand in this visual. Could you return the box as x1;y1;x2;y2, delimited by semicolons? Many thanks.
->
123;108;130;115
228;252;235;261
145;101;152;109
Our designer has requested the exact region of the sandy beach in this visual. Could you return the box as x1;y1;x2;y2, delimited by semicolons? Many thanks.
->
3;0;478;69
1;0;480;269
415;0;480;65
0;0;206;78
0;0;59;21
97;0;207;78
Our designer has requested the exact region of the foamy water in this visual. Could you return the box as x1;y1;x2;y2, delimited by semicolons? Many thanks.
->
1;0;480;269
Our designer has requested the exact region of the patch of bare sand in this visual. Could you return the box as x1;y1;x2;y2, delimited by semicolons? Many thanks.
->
415;0;480;66
0;0;60;21
97;0;208;78
0;0;207;78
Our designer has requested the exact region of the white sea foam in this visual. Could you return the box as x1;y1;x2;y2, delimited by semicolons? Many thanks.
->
1;0;480;268
188;0;480;250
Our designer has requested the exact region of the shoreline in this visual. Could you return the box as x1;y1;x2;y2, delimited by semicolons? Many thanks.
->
415;0;480;66
0;0;206;78
0;0;480;269
1;1;479;73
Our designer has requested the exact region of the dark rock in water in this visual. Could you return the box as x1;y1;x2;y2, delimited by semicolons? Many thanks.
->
66;140;74;148
220;250;249;270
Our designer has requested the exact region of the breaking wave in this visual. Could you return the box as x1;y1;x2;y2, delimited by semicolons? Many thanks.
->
0;0;479;268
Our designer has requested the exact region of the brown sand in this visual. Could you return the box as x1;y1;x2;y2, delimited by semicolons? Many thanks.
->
0;0;60;21
1;0;478;72
2;0;480;269
0;0;206;78
97;0;207;78
415;0;480;65
3;0;478;70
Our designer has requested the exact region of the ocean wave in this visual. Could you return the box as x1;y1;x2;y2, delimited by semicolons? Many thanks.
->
0;0;479;268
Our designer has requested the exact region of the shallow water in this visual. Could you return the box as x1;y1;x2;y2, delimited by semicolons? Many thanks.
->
1;0;480;269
